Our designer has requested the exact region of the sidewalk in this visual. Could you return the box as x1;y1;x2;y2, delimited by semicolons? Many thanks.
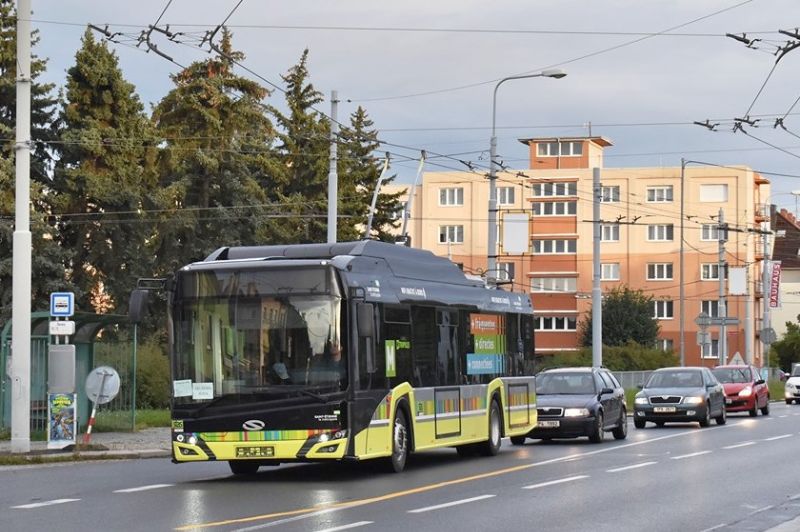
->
0;427;172;461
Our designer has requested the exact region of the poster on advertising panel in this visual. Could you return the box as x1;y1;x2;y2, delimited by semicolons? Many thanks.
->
769;261;782;309
47;393;77;449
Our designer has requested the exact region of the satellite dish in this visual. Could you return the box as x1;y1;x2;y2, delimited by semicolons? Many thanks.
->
84;366;120;405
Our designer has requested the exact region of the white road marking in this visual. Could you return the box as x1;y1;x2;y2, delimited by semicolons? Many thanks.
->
671;450;711;460
11;498;80;509
779;415;788;418
764;434;792;441
522;475;589;490
607;461;657;473
408;494;496;514
316;522;373;532
113;483;173;493
699;524;727;532
748;505;774;515
723;441;756;450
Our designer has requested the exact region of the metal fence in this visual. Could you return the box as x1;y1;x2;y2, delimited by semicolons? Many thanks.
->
611;370;653;389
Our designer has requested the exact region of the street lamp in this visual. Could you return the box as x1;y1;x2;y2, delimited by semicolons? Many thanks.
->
487;69;567;283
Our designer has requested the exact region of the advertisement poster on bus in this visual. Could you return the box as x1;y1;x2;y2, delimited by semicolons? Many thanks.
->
47;393;77;449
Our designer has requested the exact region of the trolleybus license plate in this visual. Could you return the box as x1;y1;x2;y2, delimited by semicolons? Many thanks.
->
235;446;274;458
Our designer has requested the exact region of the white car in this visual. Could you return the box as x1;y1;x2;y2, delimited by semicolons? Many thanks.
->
785;367;800;405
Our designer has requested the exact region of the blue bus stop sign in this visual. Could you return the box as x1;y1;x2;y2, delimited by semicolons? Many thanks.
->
50;292;75;317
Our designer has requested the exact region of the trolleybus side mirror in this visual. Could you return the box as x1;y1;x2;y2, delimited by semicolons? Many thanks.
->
129;289;150;324
357;303;376;374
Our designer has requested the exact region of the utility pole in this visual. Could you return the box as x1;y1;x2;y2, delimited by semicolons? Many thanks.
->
718;208;728;365
592;167;602;367
679;159;686;366
11;0;32;453
327;90;339;244
762;233;772;369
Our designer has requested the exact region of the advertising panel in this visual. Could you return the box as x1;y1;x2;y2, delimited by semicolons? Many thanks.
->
47;393;77;449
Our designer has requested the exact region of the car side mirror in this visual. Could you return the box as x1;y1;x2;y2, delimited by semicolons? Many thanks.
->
706;383;716;389
637;384;644;390
599;387;614;396
755;379;765;386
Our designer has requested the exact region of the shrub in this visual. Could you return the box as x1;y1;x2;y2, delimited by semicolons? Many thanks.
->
536;342;678;372
136;340;170;409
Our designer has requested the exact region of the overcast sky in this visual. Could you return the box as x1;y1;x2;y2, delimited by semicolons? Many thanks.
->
29;0;800;212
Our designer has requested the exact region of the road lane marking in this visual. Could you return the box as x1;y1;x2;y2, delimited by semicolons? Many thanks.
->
671;451;711;460
779;415;788;418
317;522;373;532
11;498;80;509
607;461;657;473
699;524;726;532
408;494;495;514
176;426;737;530
522;475;589;490
113;484;173;493
764;434;792;441
723;441;756;449
748;505;774;515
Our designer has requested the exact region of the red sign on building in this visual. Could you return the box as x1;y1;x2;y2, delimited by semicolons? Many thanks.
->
769;261;782;309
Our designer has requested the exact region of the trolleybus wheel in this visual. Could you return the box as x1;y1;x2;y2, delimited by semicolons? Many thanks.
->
389;409;409;473
479;400;502;456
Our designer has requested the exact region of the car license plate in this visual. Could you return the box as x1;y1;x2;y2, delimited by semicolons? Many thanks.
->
538;420;560;428
653;406;676;413
725;398;732;404
235;446;274;458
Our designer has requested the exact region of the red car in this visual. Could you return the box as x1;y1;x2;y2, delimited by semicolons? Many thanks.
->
712;365;770;416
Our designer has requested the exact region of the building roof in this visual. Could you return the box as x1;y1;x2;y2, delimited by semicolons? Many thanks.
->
518;135;613;147
771;209;800;269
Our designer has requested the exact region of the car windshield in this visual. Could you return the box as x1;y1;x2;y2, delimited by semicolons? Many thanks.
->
712;367;751;384
793;367;800;377
536;372;596;394
646;370;703;388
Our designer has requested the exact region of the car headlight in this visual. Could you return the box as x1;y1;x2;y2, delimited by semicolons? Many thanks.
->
787;383;796;390
563;408;590;417
683;396;704;405
634;397;649;405
738;387;752;397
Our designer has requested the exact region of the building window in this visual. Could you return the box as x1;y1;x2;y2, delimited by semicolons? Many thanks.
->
532;182;577;197
701;224;719;241
699;184;728;203
653;300;674;319
601;185;620;203
534;316;577;331
601;263;620;280
647;224;674;241
701;300;720;317
601;224;620;242
655;338;674;352
647;186;673;202
701;263;725;280
498;187;515;206
702;339;720;359
536;141;583;157
438;225;463;244
497;262;514;282
532;201;577;216
439;187;464;206
532;239;577;254
647;263;673;280
531;277;577;293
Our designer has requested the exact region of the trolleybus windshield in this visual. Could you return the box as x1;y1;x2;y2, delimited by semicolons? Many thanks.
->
171;266;346;406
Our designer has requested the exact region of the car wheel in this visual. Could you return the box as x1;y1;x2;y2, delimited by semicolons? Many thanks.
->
388;409;410;473
510;435;527;446
699;404;711;427
787;399;793;405
748;400;758;417
478;400;502;456
588;411;604;443
761;399;770;416
634;418;646;429
228;460;260;475
716;404;727;425
612;408;628;440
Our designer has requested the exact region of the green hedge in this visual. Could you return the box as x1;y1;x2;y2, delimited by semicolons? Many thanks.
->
136;340;170;409
536;342;679;372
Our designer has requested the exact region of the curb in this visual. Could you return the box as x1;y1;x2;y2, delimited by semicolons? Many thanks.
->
0;448;170;466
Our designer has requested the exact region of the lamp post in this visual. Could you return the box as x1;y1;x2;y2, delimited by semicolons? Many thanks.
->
487;69;566;283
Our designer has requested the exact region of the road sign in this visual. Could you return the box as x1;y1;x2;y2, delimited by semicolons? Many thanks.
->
695;312;712;328
729;352;745;365
48;320;75;336
708;316;740;326
760;327;777;345
50;292;75;317
696;331;711;346
85;366;120;405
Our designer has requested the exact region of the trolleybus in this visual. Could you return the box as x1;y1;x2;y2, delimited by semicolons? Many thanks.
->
132;240;537;473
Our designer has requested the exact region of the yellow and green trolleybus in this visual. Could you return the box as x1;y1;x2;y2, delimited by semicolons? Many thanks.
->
134;240;537;474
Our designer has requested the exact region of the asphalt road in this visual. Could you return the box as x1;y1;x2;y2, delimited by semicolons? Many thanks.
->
2;402;800;532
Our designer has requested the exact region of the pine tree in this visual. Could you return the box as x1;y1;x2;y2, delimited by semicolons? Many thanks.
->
338;106;403;242
52;29;158;313
0;0;66;323
152;29;274;272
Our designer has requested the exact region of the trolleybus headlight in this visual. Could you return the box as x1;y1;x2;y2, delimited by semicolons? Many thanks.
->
333;430;347;440
188;435;198;446
319;433;330;443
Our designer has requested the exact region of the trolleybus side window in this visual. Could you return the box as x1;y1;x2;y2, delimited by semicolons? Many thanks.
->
411;306;437;387
376;305;412;389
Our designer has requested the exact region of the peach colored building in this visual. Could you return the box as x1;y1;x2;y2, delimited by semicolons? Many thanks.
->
388;137;771;368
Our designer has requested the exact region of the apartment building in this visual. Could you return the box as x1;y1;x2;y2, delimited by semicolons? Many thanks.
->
768;209;800;339
389;136;770;367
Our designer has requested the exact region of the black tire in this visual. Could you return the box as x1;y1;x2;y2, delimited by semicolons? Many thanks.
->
634;418;646;429
699;404;711;427
749;401;758;417
612;408;628;440
228;460;260;475
588;411;604;443
716;404;727;425
389;408;410;473
510;435;527;446
787;399;793;405
655;421;665;428
761;399;770;416
479;400;502;456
